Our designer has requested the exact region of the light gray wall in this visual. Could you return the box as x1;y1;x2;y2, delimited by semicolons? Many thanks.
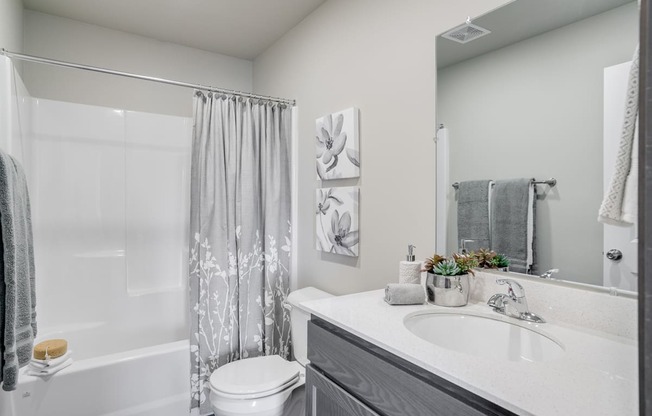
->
439;3;638;285
253;0;508;295
0;0;23;52
22;10;253;117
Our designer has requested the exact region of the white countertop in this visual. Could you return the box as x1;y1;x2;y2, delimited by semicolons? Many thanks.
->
301;289;638;416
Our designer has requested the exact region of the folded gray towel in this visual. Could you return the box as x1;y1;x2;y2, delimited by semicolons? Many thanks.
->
0;152;37;391
457;180;492;251
384;284;425;305
491;178;535;274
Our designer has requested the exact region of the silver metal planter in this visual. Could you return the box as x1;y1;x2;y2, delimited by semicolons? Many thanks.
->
425;272;470;307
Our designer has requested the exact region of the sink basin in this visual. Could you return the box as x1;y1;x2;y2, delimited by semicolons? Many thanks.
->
404;311;564;363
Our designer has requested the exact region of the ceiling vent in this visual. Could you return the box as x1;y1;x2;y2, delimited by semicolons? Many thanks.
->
441;20;491;44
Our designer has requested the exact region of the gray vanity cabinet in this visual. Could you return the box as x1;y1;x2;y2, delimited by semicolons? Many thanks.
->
306;316;516;416
305;366;380;416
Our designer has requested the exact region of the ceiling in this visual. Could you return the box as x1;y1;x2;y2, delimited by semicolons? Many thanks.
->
437;0;635;68
22;0;327;60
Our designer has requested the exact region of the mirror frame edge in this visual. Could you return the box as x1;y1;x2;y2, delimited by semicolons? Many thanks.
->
640;0;651;413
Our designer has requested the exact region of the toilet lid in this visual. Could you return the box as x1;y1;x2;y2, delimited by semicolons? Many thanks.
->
210;355;300;397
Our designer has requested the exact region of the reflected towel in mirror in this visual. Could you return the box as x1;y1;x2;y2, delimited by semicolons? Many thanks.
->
598;45;639;225
491;178;536;274
457;180;493;251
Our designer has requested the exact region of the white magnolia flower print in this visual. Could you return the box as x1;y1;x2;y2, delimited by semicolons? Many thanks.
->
315;108;359;180
346;148;360;167
315;187;359;257
316;188;343;215
316;113;347;175
328;209;359;256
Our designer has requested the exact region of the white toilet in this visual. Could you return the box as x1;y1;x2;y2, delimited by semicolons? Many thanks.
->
209;287;332;416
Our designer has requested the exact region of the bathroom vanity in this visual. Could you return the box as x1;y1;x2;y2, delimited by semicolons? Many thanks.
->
306;317;512;416
302;273;638;416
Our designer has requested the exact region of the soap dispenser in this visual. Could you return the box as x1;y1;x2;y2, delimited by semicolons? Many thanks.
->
399;244;422;284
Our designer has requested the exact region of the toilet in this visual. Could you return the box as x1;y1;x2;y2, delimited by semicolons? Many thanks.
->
209;287;332;416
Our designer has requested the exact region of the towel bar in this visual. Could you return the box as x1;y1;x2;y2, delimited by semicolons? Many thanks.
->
451;178;557;190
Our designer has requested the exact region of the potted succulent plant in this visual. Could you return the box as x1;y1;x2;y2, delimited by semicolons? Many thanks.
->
423;253;478;307
473;248;510;272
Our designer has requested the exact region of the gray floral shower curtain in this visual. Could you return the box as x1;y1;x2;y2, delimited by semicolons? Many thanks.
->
189;92;292;414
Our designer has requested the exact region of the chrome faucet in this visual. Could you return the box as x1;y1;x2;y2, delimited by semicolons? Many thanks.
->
540;268;559;279
487;279;545;323
459;239;475;254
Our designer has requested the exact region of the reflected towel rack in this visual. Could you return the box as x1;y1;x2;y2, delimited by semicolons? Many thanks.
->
451;178;557;190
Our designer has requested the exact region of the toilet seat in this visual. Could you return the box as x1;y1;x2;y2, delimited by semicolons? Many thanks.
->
211;374;300;400
210;355;302;400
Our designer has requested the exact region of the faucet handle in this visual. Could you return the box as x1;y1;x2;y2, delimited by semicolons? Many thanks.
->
496;278;525;298
540;268;559;279
459;239;476;254
487;293;506;309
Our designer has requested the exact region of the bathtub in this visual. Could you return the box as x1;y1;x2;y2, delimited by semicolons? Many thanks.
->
0;327;190;416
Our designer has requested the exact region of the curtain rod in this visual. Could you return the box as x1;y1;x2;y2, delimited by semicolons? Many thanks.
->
0;48;296;106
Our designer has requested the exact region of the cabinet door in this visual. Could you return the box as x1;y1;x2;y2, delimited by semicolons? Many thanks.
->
305;365;380;416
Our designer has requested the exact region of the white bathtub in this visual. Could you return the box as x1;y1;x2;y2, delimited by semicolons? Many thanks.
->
0;333;190;416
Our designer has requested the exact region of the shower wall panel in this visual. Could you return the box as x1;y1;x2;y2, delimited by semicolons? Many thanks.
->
28;97;191;344
30;99;126;329
125;111;191;295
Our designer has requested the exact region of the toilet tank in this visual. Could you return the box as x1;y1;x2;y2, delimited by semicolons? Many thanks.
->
286;287;333;366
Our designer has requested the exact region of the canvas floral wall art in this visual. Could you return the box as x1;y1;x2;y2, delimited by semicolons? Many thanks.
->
316;107;360;180
315;187;359;257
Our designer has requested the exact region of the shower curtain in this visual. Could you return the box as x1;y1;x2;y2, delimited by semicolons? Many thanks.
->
188;92;292;413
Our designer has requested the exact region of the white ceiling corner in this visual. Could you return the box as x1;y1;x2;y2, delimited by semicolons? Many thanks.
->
21;0;327;60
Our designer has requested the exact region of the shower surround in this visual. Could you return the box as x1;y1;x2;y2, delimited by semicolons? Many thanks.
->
0;56;192;415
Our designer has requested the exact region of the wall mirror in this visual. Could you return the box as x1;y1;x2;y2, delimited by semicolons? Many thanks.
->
436;0;639;289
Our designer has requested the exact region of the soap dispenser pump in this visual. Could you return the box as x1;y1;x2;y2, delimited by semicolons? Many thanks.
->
399;244;422;284
406;244;416;262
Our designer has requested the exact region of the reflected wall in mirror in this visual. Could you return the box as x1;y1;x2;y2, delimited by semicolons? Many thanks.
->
436;0;638;288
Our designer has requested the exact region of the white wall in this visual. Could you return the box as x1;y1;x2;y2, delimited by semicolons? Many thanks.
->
439;3;638;286
0;0;23;53
253;0;508;295
22;10;253;117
